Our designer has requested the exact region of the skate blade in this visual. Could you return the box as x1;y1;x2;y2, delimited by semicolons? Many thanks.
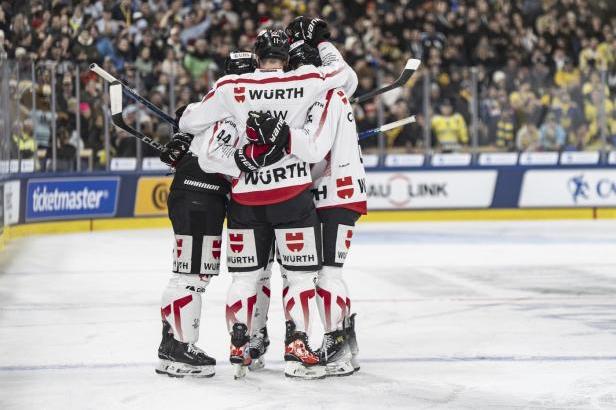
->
233;363;248;380
324;360;355;377
284;361;326;380
155;359;171;375
248;356;265;371
165;363;215;378
351;356;360;372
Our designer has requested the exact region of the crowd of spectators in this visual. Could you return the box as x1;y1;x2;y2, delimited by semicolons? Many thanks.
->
1;0;615;170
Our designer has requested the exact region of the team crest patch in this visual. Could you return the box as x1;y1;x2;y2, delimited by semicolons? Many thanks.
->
227;229;258;268
200;235;222;274
173;234;193;273
276;227;318;267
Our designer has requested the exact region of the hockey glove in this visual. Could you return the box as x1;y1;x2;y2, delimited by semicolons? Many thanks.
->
160;131;193;166
285;16;330;47
234;143;285;173
174;104;188;122
245;111;290;149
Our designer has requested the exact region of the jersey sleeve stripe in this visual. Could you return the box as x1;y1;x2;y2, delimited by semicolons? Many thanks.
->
314;89;335;141
215;72;326;88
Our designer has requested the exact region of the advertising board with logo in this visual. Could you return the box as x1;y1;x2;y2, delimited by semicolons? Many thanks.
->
366;171;497;210
519;169;616;207
26;177;120;221
134;176;172;216
3;180;20;225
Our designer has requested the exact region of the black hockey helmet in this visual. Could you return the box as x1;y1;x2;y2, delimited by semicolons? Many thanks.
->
288;40;321;70
254;29;290;62
224;51;257;75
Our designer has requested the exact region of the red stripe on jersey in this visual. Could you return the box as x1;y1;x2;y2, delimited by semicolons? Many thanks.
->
314;89;335;141
201;89;215;102
232;183;312;206
317;201;368;215
207;122;220;151
215;67;344;89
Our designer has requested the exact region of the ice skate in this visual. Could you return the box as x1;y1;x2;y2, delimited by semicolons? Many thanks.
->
317;329;354;377
248;326;269;371
345;313;360;371
159;332;216;378
230;323;251;379
283;321;325;380
155;321;173;375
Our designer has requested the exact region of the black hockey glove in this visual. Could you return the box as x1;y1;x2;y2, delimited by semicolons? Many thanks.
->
234;143;285;173
174;104;188;123
160;131;193;166
285;16;330;47
245;111;290;149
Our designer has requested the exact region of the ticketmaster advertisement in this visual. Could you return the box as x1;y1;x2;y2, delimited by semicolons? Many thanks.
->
26;177;120;221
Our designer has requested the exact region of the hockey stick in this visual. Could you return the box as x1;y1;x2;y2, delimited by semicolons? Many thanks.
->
109;82;166;152
90;63;179;129
357;115;416;140
350;59;421;104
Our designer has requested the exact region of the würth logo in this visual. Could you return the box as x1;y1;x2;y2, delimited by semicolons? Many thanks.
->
176;238;183;257
345;230;353;249
234;87;245;103
229;234;244;253
336;176;354;199
212;240;222;259
285;232;304;252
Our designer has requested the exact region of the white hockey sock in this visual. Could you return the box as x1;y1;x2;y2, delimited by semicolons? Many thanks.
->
251;264;272;336
316;266;350;333
282;269;317;334
225;269;259;334
161;273;210;343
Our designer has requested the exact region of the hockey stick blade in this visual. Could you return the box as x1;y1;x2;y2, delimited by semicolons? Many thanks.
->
358;115;416;140
351;59;421;104
109;82;166;152
91;63;178;129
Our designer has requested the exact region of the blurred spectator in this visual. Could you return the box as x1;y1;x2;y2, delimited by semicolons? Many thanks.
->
0;0;614;168
431;99;468;152
539;114;566;151
516;123;540;151
11;120;36;159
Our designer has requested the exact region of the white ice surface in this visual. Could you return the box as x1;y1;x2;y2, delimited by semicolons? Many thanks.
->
1;220;616;409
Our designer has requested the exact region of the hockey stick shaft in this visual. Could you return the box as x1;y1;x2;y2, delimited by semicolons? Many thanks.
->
109;82;166;152
357;115;416;140
350;59;421;104
90;63;178;129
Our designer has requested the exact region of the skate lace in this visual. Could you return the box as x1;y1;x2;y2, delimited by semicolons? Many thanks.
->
187;343;207;357
321;334;335;361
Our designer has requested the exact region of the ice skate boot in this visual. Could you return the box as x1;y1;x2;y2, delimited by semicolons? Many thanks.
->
283;321;325;380
155;321;173;375
345;313;360;371
164;337;216;378
317;329;354;377
230;323;251;379
248;326;270;371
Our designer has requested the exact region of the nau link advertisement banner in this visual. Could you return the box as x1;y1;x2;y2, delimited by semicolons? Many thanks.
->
366;170;497;209
519;169;616;207
25;177;120;221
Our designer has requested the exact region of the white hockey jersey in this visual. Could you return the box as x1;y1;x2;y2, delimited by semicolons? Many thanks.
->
182;42;358;205
289;88;367;214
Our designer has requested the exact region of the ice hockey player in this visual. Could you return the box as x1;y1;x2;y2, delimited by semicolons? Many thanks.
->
155;52;283;378
243;40;367;377
183;18;358;379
